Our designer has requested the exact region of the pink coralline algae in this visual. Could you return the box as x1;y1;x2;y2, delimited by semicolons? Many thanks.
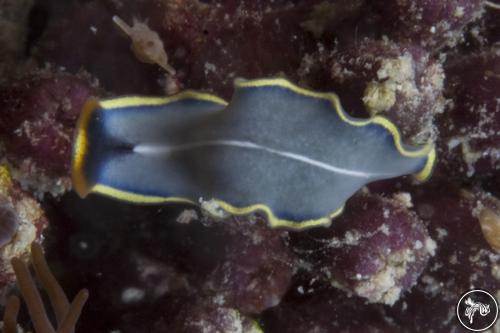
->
138;211;296;315
1;0;499;332
0;71;99;196
386;179;500;331
291;191;434;305
437;48;500;180
158;0;320;97
202;215;295;314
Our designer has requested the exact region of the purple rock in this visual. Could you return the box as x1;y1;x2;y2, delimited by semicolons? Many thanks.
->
437;48;500;180
291;191;434;305
202;214;296;314
386;179;500;331
0;70;99;195
262;282;399;332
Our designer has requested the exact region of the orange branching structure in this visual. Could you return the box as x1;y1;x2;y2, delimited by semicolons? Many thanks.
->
3;243;88;333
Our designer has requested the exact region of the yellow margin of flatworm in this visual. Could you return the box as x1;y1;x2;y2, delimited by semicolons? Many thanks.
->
71;78;435;230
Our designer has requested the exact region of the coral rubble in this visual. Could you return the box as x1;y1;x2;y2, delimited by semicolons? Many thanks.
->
0;167;47;288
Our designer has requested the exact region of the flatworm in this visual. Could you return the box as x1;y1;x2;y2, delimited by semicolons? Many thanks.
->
71;78;435;229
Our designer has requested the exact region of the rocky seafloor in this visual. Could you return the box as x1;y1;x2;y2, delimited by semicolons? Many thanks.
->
0;0;499;332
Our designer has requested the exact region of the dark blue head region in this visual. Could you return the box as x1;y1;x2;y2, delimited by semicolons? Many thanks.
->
83;108;117;187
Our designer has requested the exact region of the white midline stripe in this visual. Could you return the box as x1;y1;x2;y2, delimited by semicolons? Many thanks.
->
133;140;372;178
